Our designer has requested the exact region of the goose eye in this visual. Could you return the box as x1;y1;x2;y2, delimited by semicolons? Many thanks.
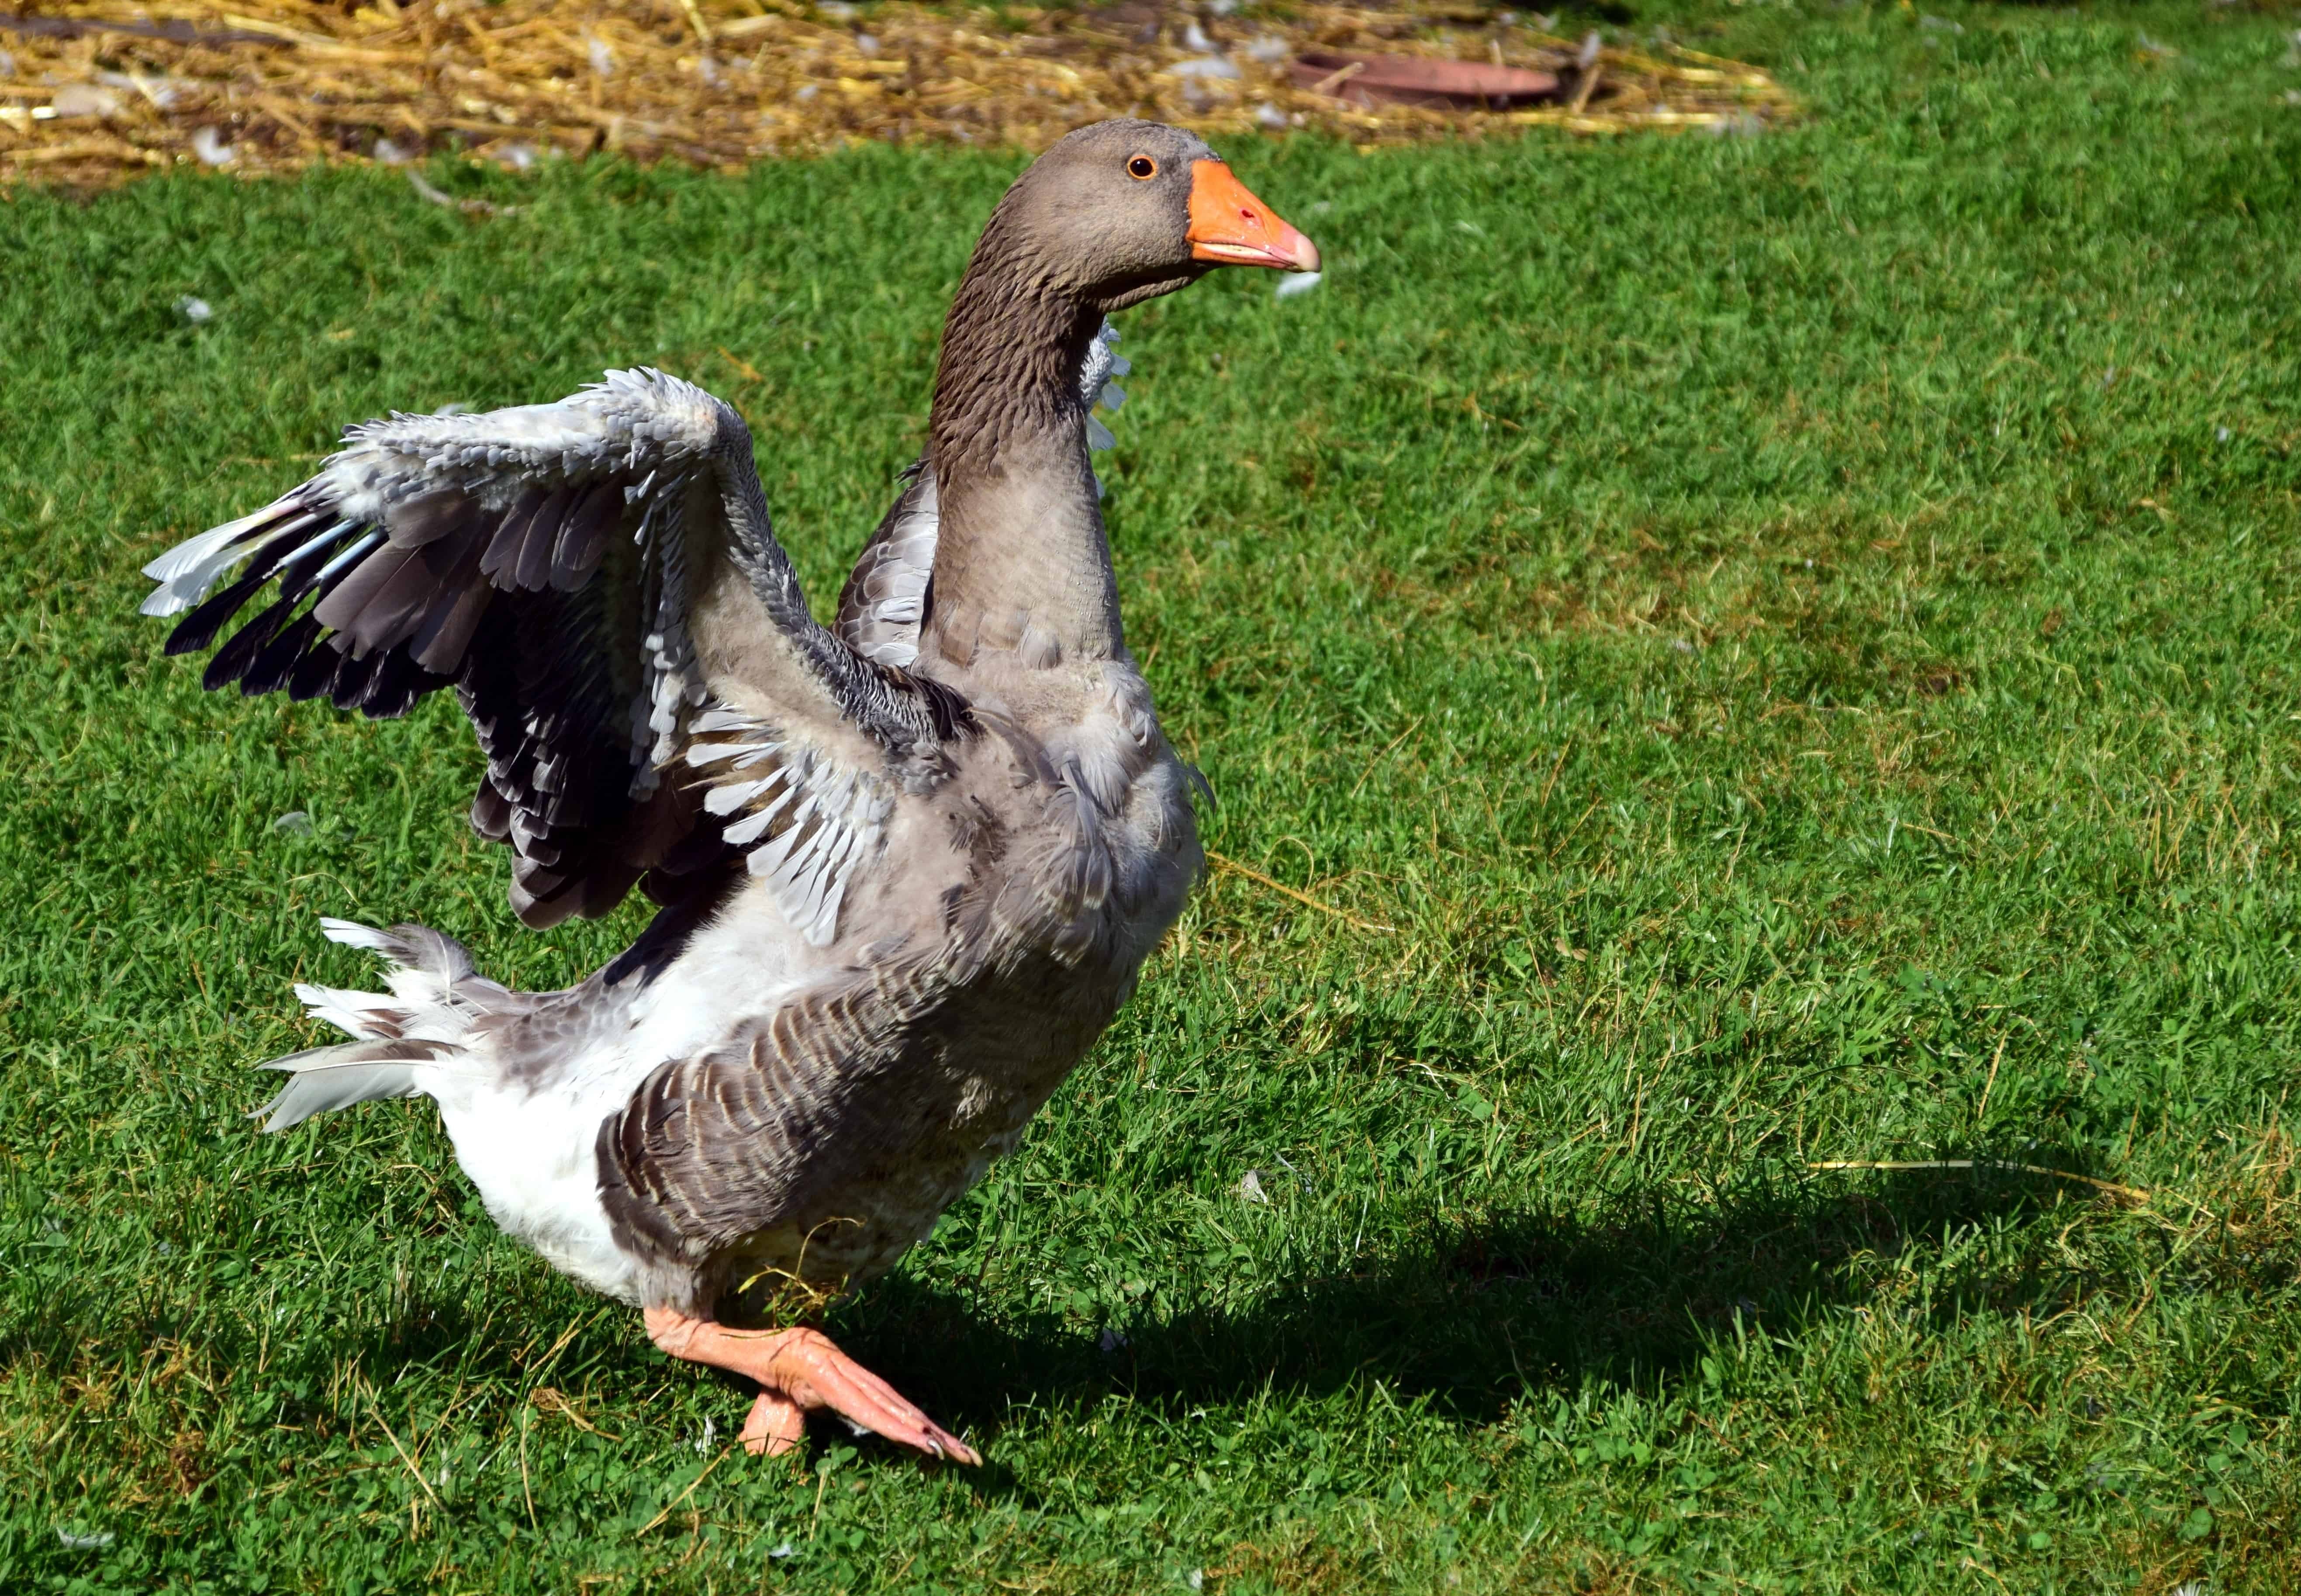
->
1126;155;1158;180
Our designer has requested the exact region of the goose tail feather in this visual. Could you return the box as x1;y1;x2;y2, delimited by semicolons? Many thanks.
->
252;917;515;1132
253;1044;435;1133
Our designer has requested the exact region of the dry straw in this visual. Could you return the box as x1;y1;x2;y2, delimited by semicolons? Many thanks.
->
1;0;1793;187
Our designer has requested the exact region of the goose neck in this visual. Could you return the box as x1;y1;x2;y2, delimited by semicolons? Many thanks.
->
922;245;1120;670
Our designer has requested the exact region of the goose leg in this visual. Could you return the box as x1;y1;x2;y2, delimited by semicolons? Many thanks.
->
643;1308;979;1465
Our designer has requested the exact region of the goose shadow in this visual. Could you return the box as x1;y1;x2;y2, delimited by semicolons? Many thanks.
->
834;1161;2103;1461
0;1161;2092;1472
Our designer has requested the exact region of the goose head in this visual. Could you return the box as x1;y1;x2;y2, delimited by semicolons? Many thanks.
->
981;119;1320;315
922;117;1319;643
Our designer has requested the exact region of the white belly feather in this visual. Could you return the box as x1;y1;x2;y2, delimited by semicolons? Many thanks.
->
422;889;817;1303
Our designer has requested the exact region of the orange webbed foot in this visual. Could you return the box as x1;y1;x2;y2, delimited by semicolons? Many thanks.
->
645;1308;979;1466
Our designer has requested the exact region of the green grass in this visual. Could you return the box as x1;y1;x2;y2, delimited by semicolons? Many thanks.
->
6;2;2301;1589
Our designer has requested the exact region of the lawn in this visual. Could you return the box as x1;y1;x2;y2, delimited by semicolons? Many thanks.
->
5;2;2301;1590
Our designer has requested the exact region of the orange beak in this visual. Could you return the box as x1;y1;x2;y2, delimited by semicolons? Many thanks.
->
1187;161;1321;273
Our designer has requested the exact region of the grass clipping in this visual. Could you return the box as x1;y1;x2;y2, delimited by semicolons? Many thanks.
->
0;1;1793;186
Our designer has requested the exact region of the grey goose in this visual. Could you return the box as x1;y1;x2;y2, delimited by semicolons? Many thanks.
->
139;120;1318;1464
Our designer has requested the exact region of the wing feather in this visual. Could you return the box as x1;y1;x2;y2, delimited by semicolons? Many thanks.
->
144;368;964;936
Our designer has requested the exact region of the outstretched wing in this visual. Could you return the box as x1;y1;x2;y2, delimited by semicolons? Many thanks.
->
144;368;963;941
834;319;1131;670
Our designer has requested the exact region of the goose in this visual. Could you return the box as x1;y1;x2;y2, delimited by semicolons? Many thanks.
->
138;120;1317;1465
